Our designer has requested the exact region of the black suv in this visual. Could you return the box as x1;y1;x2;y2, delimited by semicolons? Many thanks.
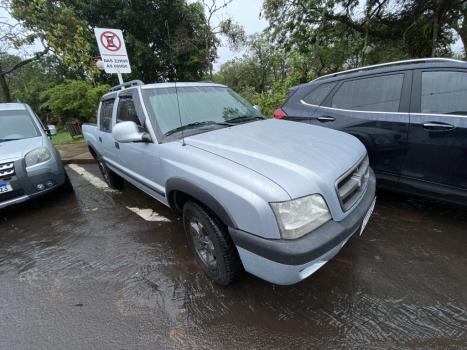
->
275;58;467;205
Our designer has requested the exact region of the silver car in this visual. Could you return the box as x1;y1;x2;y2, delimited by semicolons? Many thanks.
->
0;103;72;209
83;81;376;286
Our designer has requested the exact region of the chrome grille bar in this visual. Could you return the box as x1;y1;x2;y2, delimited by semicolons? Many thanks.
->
0;162;15;178
336;156;370;211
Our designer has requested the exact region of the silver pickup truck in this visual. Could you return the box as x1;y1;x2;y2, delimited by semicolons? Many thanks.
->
83;81;376;286
0;103;72;209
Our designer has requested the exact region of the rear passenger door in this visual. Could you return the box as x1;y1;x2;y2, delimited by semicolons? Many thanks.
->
401;69;467;191
310;72;411;180
98;97;117;160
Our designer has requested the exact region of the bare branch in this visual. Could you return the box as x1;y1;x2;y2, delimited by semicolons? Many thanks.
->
1;46;49;76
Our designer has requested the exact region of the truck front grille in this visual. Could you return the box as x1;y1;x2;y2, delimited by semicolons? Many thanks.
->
336;155;370;211
0;162;15;179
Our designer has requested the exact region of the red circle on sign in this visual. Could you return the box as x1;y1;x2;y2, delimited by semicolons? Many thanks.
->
100;31;121;52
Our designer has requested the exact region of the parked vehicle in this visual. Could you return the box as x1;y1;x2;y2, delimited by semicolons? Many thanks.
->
0;103;72;209
275;58;467;205
83;80;376;286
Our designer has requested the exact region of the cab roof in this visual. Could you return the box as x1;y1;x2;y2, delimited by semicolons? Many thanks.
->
102;81;227;99
0;103;27;111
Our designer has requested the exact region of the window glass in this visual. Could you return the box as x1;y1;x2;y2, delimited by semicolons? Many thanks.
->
331;74;404;112
303;82;335;105
116;97;142;127
99;99;114;132
421;71;467;115
0;110;39;141
144;86;260;135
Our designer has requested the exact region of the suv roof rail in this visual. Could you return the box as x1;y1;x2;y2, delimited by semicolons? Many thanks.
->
109;80;144;92
314;58;465;82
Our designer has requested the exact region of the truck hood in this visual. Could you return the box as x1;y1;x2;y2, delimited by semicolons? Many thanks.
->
0;136;43;162
185;119;366;200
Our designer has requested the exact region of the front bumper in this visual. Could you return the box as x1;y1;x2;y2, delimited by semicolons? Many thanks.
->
0;158;66;209
229;169;376;285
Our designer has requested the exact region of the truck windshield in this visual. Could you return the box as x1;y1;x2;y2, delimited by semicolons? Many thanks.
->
0;110;39;142
142;86;262;136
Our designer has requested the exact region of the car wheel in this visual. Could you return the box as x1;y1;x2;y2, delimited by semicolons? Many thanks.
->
97;158;124;190
183;201;243;285
62;172;74;193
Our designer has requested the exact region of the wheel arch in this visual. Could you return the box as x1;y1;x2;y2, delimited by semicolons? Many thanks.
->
166;178;237;229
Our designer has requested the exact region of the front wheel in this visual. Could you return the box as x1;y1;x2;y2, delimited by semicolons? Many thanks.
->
61;172;74;193
183;201;243;285
97;158;124;190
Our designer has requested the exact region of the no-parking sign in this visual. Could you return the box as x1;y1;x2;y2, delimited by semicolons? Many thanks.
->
94;28;131;74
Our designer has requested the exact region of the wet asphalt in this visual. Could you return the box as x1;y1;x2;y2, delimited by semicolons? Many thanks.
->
0;164;466;350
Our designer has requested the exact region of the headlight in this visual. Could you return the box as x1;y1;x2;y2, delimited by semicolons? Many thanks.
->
270;194;331;240
25;147;51;167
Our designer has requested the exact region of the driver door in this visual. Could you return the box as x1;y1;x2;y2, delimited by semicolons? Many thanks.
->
111;89;164;198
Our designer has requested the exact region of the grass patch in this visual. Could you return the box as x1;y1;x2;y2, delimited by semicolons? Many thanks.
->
51;130;84;145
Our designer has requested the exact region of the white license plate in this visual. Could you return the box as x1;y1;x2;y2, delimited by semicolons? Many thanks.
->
360;197;376;236
0;183;13;194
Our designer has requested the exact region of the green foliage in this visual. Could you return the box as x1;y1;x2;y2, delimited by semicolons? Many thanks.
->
8;56;71;112
8;0;214;82
41;80;109;124
51;130;84;145
9;0;96;75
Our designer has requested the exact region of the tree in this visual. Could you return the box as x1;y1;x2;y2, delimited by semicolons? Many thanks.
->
263;0;467;73
8;0;218;83
200;0;246;78
41;80;109;124
0;11;49;102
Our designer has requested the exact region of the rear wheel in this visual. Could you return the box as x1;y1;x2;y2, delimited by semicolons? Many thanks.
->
97;158;124;190
183;201;243;285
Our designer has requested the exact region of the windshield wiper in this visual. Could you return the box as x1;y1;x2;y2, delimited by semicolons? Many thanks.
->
165;121;231;136
0;138;20;143
226;115;264;124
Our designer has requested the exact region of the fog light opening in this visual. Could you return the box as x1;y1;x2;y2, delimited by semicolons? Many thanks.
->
36;183;46;191
45;180;55;188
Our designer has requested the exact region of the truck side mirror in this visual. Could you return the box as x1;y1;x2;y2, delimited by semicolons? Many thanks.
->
47;125;57;136
112;121;150;143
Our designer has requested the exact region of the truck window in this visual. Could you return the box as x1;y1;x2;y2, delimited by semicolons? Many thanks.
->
302;82;335;106
331;74;404;112
116;96;142;127
99;99;114;132
421;71;467;115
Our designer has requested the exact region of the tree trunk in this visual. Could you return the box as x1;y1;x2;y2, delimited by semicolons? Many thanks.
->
0;63;12;103
456;16;467;58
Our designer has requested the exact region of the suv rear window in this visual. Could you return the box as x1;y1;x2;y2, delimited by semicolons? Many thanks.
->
302;82;335;106
331;74;404;112
421;71;467;115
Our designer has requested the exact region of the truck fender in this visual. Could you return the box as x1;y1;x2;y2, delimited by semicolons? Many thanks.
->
166;178;237;229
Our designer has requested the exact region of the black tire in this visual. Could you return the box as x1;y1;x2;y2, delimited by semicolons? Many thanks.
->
61;172;74;193
97;157;124;190
183;201;243;285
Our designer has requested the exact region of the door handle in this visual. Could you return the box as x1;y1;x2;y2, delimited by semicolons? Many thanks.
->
422;122;455;130
115;142;120;149
99;136;102;142
317;116;336;122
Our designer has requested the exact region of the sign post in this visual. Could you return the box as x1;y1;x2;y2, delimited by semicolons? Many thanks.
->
94;28;131;84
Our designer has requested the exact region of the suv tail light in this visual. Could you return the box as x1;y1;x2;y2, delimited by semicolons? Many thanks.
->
273;107;288;119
